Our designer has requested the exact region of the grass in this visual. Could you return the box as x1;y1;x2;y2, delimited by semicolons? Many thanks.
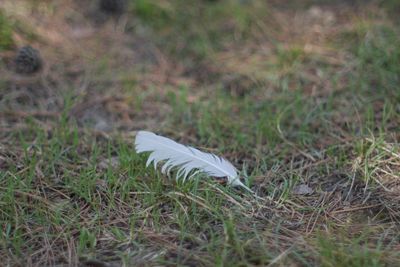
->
0;10;14;51
130;0;268;58
316;231;385;267
1;0;400;266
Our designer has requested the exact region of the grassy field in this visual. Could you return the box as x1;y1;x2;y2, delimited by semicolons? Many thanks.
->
0;0;399;266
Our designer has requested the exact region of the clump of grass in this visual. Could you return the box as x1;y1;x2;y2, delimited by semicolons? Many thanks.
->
316;231;386;267
130;0;268;58
132;0;170;26
342;21;400;97
0;10;14;51
276;46;306;69
381;0;400;18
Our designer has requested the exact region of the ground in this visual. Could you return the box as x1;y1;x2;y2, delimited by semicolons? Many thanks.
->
0;0;399;266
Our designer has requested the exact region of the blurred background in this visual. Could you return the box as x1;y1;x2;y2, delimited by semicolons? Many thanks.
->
0;0;398;136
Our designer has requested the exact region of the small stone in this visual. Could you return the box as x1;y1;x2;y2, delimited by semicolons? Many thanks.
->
98;157;119;170
292;184;314;195
14;45;42;74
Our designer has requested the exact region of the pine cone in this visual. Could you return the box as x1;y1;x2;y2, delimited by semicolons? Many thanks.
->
14;46;42;74
99;0;127;14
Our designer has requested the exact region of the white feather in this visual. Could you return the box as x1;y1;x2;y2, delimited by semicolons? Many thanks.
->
135;131;251;191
